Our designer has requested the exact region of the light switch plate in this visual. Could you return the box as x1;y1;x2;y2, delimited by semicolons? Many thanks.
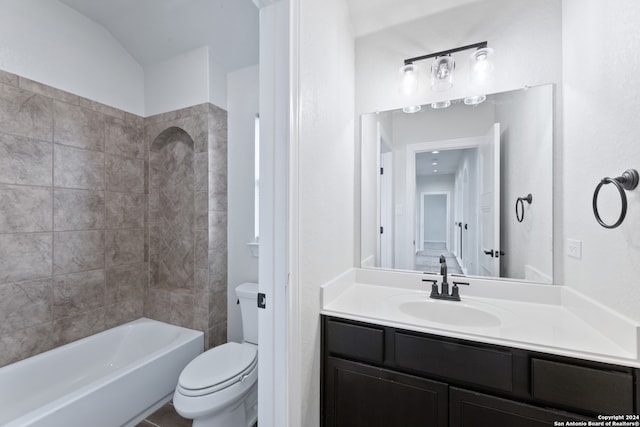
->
567;238;582;259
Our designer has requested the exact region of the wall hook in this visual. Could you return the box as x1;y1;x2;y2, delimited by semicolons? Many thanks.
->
515;193;532;223
592;169;639;229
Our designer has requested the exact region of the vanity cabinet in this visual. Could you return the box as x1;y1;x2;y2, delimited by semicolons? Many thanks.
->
321;316;639;427
324;357;448;427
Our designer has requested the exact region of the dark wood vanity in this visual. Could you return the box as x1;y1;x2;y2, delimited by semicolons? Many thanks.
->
321;315;640;426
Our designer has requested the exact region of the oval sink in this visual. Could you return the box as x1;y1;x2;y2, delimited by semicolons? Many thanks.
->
398;300;501;327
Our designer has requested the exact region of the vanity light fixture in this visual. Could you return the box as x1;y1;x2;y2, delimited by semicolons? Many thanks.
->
432;161;438;166
400;41;493;110
432;150;440;154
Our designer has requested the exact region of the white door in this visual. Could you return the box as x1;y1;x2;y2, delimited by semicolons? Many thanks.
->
379;152;393;268
478;123;501;277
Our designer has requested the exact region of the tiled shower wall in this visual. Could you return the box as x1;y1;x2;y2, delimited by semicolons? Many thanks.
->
144;105;228;349
0;69;227;367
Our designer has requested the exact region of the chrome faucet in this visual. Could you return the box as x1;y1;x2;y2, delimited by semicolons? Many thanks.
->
422;255;469;301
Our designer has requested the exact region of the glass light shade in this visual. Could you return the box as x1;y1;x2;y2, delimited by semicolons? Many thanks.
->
431;100;451;109
431;55;455;91
400;63;418;95
469;47;495;87
464;95;487;105
402;105;422;114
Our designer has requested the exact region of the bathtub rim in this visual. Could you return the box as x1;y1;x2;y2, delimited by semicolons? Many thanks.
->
0;317;204;427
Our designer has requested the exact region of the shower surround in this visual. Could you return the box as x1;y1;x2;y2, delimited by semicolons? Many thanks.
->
145;105;228;349
0;69;227;366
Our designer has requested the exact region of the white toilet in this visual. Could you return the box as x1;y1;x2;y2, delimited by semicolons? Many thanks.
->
173;282;259;427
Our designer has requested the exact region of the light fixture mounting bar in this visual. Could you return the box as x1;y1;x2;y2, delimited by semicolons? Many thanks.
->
403;41;488;65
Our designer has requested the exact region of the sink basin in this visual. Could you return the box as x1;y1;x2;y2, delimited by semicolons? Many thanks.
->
398;300;501;327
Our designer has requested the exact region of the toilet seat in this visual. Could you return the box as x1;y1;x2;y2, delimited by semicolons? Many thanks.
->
177;342;257;398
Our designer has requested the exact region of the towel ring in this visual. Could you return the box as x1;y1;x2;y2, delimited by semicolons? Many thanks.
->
592;169;638;229
515;193;532;223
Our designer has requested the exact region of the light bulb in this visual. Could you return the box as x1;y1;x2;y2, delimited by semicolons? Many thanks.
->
400;63;418;95
431;100;451;109
402;105;422;114
464;95;487;105
431;55;455;91
469;47;494;88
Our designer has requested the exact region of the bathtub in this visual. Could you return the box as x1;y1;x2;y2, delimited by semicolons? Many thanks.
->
0;318;203;427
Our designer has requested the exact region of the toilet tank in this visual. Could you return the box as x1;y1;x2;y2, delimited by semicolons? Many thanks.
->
236;282;259;344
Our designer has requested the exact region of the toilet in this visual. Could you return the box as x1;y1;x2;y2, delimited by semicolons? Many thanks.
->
173;282;259;427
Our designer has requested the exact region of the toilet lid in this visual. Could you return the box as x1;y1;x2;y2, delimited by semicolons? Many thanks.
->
179;342;257;392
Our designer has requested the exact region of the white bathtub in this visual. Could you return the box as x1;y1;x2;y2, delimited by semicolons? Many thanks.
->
0;318;203;427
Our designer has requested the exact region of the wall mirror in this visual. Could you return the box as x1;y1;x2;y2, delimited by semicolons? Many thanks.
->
360;84;553;283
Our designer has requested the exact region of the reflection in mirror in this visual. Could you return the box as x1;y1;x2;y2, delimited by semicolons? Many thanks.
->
361;84;553;284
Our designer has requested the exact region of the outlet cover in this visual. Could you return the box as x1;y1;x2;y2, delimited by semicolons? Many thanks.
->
567;239;582;259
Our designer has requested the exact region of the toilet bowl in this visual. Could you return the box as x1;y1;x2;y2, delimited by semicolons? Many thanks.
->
174;282;259;427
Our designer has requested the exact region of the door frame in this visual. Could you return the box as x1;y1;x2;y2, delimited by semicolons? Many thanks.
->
254;0;295;426
405;137;479;270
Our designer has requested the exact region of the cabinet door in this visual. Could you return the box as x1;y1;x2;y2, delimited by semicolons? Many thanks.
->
323;357;448;427
450;387;591;427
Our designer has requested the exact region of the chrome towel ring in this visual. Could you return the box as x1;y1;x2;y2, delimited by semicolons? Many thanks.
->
592;169;639;229
515;193;532;223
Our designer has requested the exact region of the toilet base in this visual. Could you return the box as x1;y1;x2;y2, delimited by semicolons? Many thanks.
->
190;383;257;427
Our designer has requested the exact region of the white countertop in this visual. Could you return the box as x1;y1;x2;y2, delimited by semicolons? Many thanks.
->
321;268;640;368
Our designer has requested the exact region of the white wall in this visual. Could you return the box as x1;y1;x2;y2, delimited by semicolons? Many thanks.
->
210;54;229;111
144;46;209;116
354;0;562;115
562;0;640;322
296;0;355;424
144;46;223;116
0;0;144;115
392;102;495;145
496;85;553;283
227;65;260;342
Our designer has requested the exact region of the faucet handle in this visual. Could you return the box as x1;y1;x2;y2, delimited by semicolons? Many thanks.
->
422;278;439;297
450;281;468;301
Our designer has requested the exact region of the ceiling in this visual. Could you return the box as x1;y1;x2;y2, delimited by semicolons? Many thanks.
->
416;149;469;176
345;0;487;37
58;0;259;70
56;0;487;71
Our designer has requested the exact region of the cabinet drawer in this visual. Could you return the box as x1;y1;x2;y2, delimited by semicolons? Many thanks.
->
326;320;384;363
531;358;634;415
395;332;513;392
